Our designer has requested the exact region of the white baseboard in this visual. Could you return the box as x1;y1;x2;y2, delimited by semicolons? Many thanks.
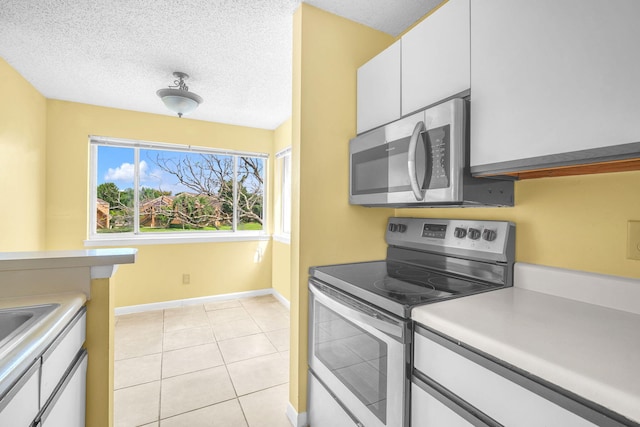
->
271;288;291;310
286;402;308;427
115;288;280;316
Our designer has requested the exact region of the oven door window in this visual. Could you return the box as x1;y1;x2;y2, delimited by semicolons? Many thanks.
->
314;303;388;423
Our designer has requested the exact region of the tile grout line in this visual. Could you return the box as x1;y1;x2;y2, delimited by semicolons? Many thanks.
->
115;296;291;426
209;311;252;427
157;307;166;425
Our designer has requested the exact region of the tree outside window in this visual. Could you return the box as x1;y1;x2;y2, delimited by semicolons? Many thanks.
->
91;140;266;237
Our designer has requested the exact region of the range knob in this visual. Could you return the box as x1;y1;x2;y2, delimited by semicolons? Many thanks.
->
482;229;497;241
453;227;467;238
388;223;406;233
468;228;481;240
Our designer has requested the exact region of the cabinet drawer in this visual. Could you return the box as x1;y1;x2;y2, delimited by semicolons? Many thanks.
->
308;372;360;427
414;329;596;427
40;308;86;404
0;360;40;426
412;380;485;427
38;350;87;427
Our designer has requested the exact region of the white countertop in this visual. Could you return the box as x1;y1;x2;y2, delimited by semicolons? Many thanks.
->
411;264;640;424
0;248;136;271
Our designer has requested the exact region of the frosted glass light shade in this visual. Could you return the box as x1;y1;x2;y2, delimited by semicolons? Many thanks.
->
157;88;203;117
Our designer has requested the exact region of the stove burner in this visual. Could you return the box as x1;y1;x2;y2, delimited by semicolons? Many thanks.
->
388;267;432;280
428;276;476;289
374;277;439;295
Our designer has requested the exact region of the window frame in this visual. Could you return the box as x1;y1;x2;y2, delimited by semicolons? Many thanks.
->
274;146;292;244
86;135;269;246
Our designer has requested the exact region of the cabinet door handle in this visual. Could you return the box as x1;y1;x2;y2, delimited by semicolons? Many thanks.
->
408;120;426;201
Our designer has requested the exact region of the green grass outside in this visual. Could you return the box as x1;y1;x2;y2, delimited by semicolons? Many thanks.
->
97;222;263;234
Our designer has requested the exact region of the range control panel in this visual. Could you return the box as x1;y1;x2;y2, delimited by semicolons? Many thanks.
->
385;217;515;261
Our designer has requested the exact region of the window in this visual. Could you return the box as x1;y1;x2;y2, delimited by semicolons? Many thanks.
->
90;136;267;243
276;147;291;240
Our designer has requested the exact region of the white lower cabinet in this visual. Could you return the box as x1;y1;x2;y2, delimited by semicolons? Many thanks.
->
40;310;86;404
0;361;40;426
411;326;625;427
411;381;477;427
0;306;86;426
37;350;87;427
33;308;87;426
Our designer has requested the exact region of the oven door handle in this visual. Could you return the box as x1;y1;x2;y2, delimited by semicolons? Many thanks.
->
309;280;405;341
408;120;426;201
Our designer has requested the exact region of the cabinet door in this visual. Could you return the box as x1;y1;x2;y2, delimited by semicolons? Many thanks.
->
40;309;86;404
357;40;401;134
470;0;640;173
40;350;87;427
414;330;598;427
412;382;485;427
0;361;39;426
402;0;470;115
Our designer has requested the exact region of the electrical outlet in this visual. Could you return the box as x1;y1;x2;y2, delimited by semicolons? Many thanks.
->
627;221;640;260
182;273;191;285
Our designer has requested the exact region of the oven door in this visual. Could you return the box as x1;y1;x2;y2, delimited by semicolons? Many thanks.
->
308;279;409;427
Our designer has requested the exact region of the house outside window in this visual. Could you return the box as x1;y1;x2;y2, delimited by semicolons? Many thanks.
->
88;136;268;245
275;147;291;242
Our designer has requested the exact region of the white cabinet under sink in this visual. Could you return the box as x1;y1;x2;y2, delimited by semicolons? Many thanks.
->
36;308;87;427
0;361;40;426
470;0;640;175
37;350;87;427
40;309;86;405
0;306;86;427
401;0;470;115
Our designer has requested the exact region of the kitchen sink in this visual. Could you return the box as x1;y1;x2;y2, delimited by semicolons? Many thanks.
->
0;304;59;350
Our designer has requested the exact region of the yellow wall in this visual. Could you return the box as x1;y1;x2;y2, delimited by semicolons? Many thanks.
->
399;171;640;278
272;118;292;301
290;4;395;413
45;100;275;307
0;58;47;251
289;2;640;418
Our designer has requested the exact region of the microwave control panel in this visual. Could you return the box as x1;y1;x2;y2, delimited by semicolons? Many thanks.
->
424;125;450;190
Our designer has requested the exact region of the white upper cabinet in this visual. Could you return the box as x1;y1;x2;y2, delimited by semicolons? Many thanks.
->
470;0;640;174
357;41;401;134
401;0;470;115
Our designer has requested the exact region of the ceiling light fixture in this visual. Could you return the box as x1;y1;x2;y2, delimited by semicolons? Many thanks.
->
157;72;203;118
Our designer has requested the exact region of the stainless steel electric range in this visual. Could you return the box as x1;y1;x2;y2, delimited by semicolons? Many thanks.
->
307;217;515;427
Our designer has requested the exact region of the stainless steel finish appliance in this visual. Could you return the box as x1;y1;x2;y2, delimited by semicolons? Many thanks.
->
308;217;515;427
349;98;514;207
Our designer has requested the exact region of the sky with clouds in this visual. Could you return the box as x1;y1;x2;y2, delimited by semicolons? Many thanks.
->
97;146;191;195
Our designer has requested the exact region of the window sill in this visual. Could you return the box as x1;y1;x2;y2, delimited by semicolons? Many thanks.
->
85;232;270;247
272;234;291;244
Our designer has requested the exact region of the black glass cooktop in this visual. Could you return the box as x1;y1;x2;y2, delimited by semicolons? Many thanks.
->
310;260;500;318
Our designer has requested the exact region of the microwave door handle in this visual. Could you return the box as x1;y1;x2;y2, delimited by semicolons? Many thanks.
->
408;120;426;201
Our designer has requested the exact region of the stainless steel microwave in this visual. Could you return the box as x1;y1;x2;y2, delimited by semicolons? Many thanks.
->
349;98;514;207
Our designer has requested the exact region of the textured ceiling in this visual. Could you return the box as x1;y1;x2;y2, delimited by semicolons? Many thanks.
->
0;1;440;130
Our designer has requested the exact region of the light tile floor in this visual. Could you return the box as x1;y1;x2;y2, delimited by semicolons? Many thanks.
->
114;295;291;427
